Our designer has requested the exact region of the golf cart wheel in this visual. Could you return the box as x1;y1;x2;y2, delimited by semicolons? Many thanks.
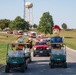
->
63;62;67;68
27;57;32;63
28;58;32;63
47;53;50;56
5;65;10;73
21;65;25;73
25;60;28;69
33;51;36;57
50;61;54;68
25;64;28;69
49;62;51;67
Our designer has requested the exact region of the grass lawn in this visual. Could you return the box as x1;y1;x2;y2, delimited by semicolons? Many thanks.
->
60;30;76;50
0;44;7;65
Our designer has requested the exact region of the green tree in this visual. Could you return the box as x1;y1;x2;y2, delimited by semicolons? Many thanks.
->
25;21;30;30
0;24;5;30
37;12;54;34
9;21;15;30
62;23;67;30
9;16;30;30
33;24;37;29
0;19;10;30
29;25;32;29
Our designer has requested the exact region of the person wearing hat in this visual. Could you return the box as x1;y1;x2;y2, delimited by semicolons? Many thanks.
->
26;37;33;49
17;36;24;43
15;35;24;50
28;37;33;42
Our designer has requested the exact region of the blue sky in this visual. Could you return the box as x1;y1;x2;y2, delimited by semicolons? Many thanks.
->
0;0;76;28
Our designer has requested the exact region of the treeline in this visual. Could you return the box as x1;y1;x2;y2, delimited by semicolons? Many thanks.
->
0;16;37;31
0;11;68;34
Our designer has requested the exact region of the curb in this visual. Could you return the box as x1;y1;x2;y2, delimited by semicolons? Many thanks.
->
66;46;76;52
0;65;5;69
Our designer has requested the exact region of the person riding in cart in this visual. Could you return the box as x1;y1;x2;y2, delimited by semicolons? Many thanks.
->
15;36;24;50
26;37;33;49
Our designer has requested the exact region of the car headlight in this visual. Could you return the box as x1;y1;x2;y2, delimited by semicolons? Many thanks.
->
34;48;36;50
46;48;49;50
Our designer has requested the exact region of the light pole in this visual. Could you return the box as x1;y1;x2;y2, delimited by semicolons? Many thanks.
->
24;0;25;20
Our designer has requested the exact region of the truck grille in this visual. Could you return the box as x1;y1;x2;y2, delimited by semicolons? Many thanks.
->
36;47;47;50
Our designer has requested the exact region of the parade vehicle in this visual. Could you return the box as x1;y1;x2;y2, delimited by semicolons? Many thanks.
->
16;36;32;63
5;43;30;73
33;41;50;56
41;37;50;43
37;34;48;39
49;43;67;68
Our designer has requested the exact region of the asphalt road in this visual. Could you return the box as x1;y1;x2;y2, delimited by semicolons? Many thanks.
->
0;48;76;75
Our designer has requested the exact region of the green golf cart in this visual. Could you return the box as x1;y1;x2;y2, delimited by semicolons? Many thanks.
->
49;43;67;68
5;43;28;73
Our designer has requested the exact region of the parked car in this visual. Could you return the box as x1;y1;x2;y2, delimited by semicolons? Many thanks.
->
13;30;18;35
7;30;13;34
28;31;36;38
13;30;23;35
17;30;23;35
23;32;28;36
33;41;50;56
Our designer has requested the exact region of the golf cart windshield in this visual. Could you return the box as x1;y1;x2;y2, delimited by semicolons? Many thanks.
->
8;50;24;57
51;43;66;55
